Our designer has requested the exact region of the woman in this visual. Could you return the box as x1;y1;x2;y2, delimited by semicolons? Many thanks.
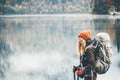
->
74;31;112;80
77;30;96;80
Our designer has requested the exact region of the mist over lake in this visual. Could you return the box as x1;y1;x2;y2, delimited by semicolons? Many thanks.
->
0;14;120;80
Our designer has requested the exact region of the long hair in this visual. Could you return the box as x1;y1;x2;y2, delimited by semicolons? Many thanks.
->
77;38;86;56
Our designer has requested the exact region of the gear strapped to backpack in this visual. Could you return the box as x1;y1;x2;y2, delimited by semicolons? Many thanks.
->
95;32;112;64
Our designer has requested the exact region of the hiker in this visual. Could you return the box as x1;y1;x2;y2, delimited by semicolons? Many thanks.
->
73;31;112;80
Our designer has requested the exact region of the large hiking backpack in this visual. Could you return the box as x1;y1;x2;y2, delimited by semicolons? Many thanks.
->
85;32;112;74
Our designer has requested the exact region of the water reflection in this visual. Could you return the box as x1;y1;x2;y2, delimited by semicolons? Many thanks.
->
0;15;120;53
0;39;13;77
0;15;120;80
114;19;120;52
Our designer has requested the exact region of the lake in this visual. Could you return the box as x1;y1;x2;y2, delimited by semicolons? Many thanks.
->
0;14;120;80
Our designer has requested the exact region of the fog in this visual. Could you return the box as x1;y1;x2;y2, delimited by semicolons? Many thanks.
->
0;14;120;80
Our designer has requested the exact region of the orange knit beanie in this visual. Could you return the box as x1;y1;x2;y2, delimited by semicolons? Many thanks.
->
78;30;91;40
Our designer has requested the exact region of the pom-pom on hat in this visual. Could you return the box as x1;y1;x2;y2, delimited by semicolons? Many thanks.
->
78;30;91;40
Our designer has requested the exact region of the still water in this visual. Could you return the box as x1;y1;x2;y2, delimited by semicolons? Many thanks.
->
0;14;120;80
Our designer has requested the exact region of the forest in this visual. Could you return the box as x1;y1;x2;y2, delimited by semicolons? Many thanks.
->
0;0;119;15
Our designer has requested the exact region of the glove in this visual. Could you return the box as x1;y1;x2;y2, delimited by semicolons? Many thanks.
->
77;69;83;76
77;69;85;78
72;66;77;72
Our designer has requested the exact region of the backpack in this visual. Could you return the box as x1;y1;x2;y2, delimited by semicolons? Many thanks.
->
85;32;112;74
